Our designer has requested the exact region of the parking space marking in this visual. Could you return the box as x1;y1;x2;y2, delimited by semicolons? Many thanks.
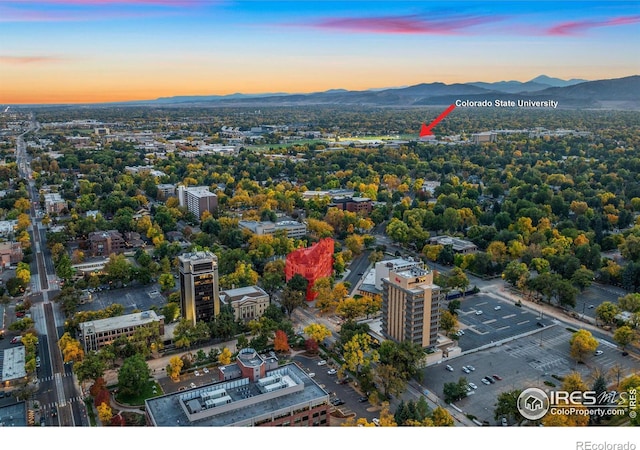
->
496;325;510;331
516;320;530;325
502;314;516;319
482;319;496;324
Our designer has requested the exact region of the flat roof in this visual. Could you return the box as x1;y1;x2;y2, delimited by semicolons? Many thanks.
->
145;363;329;426
1;346;26;382
79;310;160;334
220;285;267;301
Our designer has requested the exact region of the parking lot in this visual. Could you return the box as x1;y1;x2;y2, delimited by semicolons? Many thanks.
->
75;284;167;314
455;294;552;351
423;323;639;426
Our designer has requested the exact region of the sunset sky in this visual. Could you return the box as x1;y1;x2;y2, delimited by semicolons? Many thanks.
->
1;1;639;104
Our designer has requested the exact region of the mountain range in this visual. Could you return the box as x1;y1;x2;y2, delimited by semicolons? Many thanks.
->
130;75;639;109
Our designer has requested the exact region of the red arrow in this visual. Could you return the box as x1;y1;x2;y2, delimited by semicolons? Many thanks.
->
420;104;456;137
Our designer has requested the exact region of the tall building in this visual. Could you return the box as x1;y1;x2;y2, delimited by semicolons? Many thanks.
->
178;251;220;325
381;263;442;348
177;185;218;220
285;238;334;301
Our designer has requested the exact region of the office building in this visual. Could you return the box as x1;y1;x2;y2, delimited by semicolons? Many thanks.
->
381;263;442;348
177;186;218;221
178;251;220;325
285;238;334;301
145;349;330;427
219;285;269;323
238;219;307;239
78;310;165;352
329;196;372;214
87;230;126;257
428;236;478;255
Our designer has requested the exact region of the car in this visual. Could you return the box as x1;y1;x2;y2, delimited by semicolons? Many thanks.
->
308;373;316;378
462;366;470;374
588;305;595;309
202;367;209;374
485;376;495;384
502;417;508;426
481;378;491;385
536;321;546;327
466;365;475;371
178;386;186;392
331;398;345;406
494;306;501;310
446;365;454;372
337;379;349;385
372;418;380;427
475;310;483;315
317;360;327;366
465;385;472;393
468;382;478;390
10;337;20;344
51;407;57;418
492;374;502;381
189;382;197;389
194;370;201;377
622;351;629;357
594;350;604;356
327;368;337;375
358;396;368;403
456;329;465;336
16;311;25;318
36;356;40;364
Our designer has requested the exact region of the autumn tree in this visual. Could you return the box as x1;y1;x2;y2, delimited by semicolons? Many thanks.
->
613;325;637;351
375;363;406;399
58;332;85;363
218;347;232;365
167;356;184;381
432;406;454;426
97;402;113;425
304;323;331;344
569;329;599;363
440;310;458;337
273;330;290;353
342;333;379;377
595;301;620;325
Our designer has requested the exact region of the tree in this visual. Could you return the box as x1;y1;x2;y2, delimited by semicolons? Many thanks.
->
613;325;636;351
281;285;305;318
158;273;175;292
58;332;84;363
117;354;150;397
335;297;365;321
304;323;331;344
97;402;113;425
440;310;458;337
218;347;232;365
503;261;529;287
571;267;594;292
494;389;523;424
443;377;468;404
562;371;588;392
378;340;424;381
342;333;379;377
374;363;406;399
447;266;469;296
618;293;640;313
273;330;290;353
569;329;599;363
432;406;454;426
261;259;286;302
595;301;620;325
74;351;106;387
167;356;184;381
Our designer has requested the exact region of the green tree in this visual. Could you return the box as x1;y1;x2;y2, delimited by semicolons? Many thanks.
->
494;389;523;424
342;333;379;377
595;301;620;325
613;325;637;351
443;377;468;404
74;351;106;387
117;354;150;398
375;363;406;399
158;273;175;292
281;285;305;318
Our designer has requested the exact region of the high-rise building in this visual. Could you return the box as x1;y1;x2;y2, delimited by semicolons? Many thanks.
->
178;251;220;325
177;185;218;221
285;238;334;301
381;263;442;348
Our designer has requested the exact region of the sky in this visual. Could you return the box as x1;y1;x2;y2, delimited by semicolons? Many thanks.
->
0;0;639;104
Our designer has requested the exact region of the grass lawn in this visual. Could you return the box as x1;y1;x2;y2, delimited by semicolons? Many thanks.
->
115;380;162;406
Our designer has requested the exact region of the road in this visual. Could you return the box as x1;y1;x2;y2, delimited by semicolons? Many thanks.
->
15;117;87;426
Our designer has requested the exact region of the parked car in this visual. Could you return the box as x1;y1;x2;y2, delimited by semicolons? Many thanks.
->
372;418;380;426
327;368;337;375
468;382;478;390
492;374;502;381
189;382;196;389
446;365;454;372
317;360;327;366
536;321;546;327
462;366;470;374
481;378;491;385
202;367;209;374
194;370;201;377
494;306;501;310
358;396;368;403
594;350;604;356
475;310;483;315
502;417;508;426
466;365;475;371
484;376;495;384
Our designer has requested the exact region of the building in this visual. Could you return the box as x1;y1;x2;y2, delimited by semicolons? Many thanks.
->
285;238;334;301
471;131;497;144
428;236;478;255
157;183;176;199
381;263;442;348
0;241;23;268
329;196;373;214
145;349;330;427
87;230;126;257
0;220;17;238
43;192;66;215
238;219;307;239
178;251;220;325
374;258;422;290
78;310;165;352
1;346;27;387
177;185;218;220
219;285;269;323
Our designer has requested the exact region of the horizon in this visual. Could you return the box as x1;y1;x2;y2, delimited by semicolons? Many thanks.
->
1;1;639;105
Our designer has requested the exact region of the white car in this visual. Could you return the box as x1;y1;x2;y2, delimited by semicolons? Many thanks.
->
494;306;501;310
189;382;197;389
327;368;337;375
446;365;454;372
372;418;380;427
468;382;478;390
475;310;483;315
194;370;201;377
462;366;471;374
317;360;327;366
481;378;491;385
202;367;209;374
467;365;475;371
594;350;604;356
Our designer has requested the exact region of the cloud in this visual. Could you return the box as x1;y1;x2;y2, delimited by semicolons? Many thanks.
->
310;13;501;35
547;15;640;36
0;55;66;64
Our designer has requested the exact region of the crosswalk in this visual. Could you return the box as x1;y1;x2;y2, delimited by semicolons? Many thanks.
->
39;396;83;413
38;372;74;383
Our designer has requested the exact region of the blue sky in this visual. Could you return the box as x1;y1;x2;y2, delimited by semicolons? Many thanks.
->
1;1;638;103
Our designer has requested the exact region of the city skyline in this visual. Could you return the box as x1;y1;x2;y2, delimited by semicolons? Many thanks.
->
1;0;639;104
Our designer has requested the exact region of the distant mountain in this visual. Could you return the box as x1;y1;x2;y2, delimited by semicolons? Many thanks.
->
131;75;638;109
528;75;588;87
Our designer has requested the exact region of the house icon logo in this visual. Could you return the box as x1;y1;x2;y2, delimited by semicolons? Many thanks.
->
517;388;550;420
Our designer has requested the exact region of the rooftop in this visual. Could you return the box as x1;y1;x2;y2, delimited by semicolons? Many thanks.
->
79;310;161;334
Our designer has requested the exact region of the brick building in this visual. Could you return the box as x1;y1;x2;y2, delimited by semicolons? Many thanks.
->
285;238;334;301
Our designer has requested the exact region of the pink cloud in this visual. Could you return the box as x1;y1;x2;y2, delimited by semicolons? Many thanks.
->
0;55;66;64
311;14;500;35
547;15;640;36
